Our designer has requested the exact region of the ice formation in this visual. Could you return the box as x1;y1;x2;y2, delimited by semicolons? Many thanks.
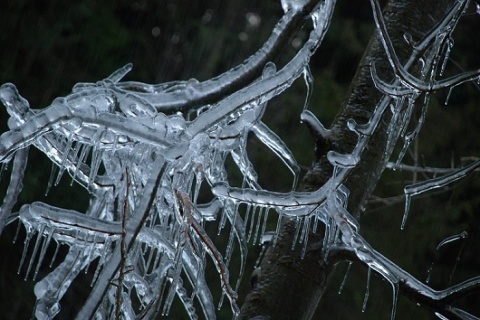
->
0;1;336;318
0;0;479;319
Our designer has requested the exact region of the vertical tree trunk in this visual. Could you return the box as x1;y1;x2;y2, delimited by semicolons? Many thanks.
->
239;0;455;318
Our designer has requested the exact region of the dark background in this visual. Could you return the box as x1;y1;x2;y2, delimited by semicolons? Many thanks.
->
0;0;479;318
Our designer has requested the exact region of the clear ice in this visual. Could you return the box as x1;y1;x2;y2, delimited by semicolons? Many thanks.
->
1;0;479;318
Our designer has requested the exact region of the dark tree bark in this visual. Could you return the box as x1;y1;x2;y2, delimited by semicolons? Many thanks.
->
239;0;456;318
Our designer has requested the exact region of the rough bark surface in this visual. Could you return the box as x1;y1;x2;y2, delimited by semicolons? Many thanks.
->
239;0;455;318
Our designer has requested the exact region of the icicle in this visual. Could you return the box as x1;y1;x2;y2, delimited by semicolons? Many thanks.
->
144;246;156;275
302;65;313;110
72;144;91;185
243;203;252;232
256;232;274;268
106;63;133;83
217;199;230;235
439;38;453;77
425;259;435;284
247;206;258;242
444;86;454;106
193;165;204;204
68;141;82;185
362;267;371;312
13;218;21;244
322;216;334;260
401;193;412;230
163;245;184;316
224;213;236;269
403;32;414;47
426;231;468;283
18;226;34;276
389;280;399;320
291;217;302;249
0;161;10;184
273;212;283;246
172;278;198;320
300;216;311;258
253;206;264;245
45;163;57;196
25;224;46;280
92;237;112;286
338;262;352;295
55;134;73;186
312;213;320;233
88;137;103;190
49;240;60;268
435;313;450;320
83;234;97;274
33;227;54;281
260;207;270;243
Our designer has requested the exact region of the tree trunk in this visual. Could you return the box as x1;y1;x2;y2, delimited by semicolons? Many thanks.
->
239;0;455;318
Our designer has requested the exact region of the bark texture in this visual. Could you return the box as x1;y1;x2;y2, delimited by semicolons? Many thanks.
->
239;0;455;318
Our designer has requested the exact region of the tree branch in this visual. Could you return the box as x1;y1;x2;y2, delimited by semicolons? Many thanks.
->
239;0;461;318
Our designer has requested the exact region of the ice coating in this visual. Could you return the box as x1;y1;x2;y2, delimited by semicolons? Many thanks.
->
0;1;337;317
1;0;480;318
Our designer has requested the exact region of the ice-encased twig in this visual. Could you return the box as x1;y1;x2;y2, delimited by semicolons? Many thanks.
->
212;181;329;210
386;162;467;175
330;234;480;320
184;0;337;138
11;0;477;317
300;110;331;140
370;0;479;92
0;2;338;319
76;157;165;319
402;160;480;229
0;147;27;236
252;122;300;188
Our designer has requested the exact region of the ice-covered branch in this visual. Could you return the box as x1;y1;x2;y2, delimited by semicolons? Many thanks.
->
0;1;337;317
2;0;479;318
0;147;27;236
330;238;480;320
402;160;480;229
370;0;480;93
185;0;336;138
114;0;321;113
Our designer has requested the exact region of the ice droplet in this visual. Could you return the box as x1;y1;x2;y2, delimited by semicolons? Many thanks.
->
262;61;277;79
327;151;359;168
280;0;309;13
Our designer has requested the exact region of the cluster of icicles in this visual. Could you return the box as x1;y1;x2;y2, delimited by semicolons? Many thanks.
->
0;1;338;318
1;0;479;318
